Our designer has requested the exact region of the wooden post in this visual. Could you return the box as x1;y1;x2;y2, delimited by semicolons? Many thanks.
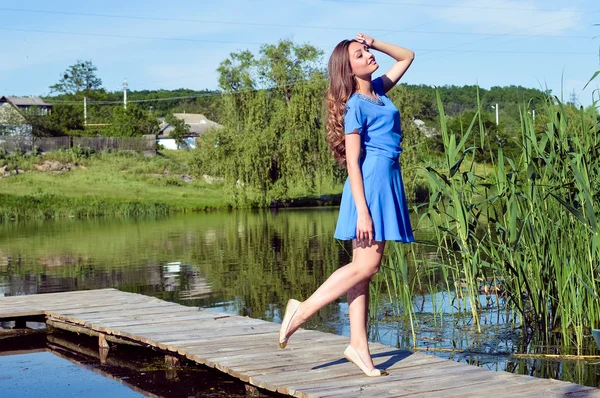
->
164;355;180;368
164;355;180;381
98;333;110;364
99;347;109;364
245;384;261;397
98;333;110;349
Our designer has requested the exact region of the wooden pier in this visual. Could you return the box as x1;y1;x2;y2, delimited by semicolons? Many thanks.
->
0;288;598;397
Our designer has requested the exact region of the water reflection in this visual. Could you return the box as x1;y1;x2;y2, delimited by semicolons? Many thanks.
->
0;209;352;331
1;333;272;398
1;209;599;387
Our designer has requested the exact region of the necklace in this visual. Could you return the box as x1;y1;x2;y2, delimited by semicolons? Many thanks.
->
356;93;384;106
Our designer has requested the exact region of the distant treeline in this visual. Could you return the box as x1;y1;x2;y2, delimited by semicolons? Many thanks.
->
28;39;597;204
40;84;550;136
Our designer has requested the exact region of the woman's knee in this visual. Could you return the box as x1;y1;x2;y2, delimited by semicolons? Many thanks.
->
360;262;381;279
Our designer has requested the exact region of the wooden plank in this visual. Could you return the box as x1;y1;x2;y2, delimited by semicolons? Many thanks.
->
166;327;338;351
293;364;493;398
48;300;178;316
87;313;219;331
75;307;216;325
425;373;597;398
204;340;353;372
46;319;143;347
42;298;155;312
2;289;597;398
136;319;278;339
149;324;281;350
116;315;266;335
0;310;45;318
315;365;572;398
0;290;127;309
82;309;218;328
273;353;470;396
0;288;118;302
164;329;283;349
467;378;600;398
95;315;229;333
208;341;351;371
47;305;195;326
229;350;446;388
258;356;458;396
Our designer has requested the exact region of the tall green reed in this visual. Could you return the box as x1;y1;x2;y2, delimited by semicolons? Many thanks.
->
379;87;600;350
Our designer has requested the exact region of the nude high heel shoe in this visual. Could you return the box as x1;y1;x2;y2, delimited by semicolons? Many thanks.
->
279;299;301;349
344;345;388;377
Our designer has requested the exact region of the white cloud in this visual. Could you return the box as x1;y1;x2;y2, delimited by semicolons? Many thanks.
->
427;0;582;35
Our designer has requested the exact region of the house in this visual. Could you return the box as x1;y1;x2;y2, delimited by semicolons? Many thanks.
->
0;96;53;139
0;100;30;139
0;96;53;115
157;113;222;150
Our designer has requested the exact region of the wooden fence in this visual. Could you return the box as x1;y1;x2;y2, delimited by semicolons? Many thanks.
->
0;136;156;154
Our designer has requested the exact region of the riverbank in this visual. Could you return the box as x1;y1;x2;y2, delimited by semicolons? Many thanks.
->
0;150;343;221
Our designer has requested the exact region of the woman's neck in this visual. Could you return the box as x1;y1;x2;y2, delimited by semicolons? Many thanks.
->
355;77;375;97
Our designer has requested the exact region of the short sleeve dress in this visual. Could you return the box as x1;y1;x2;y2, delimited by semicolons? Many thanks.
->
334;77;415;243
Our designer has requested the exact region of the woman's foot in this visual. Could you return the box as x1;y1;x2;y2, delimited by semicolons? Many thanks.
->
279;299;305;348
344;345;387;377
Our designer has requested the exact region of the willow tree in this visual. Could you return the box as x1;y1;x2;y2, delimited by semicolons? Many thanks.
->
194;39;337;205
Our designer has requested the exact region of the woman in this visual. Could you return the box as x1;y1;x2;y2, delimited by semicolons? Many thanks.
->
279;33;415;377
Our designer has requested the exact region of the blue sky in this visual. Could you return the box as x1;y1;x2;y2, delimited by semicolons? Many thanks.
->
1;0;599;106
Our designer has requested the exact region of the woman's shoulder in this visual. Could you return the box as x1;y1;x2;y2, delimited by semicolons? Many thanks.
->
345;94;361;111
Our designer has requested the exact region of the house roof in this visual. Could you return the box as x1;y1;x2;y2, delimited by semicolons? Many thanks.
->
0;96;53;107
0;102;28;124
158;113;222;137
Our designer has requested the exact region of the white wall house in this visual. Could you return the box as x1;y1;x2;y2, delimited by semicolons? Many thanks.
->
156;113;222;150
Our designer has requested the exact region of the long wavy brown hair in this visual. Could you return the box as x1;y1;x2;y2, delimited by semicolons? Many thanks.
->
325;39;358;167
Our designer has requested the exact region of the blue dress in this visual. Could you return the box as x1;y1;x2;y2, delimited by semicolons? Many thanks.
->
334;77;415;243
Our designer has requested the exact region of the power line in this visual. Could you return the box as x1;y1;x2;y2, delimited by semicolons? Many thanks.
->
417;9;600;63
0;7;594;39
0;28;266;46
48;93;220;105
2;3;593;20
318;0;594;13
46;87;277;106
46;78;330;105
45;57;600;107
1;26;596;53
0;7;373;32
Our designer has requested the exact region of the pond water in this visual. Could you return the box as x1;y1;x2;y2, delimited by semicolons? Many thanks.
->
1;209;599;390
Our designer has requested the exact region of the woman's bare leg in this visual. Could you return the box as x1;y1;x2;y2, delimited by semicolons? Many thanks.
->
347;278;377;369
283;240;385;344
347;239;385;370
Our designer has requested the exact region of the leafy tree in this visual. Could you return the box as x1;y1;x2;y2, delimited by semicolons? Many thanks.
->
217;50;255;93
165;114;190;148
197;39;330;204
50;60;103;96
26;104;84;137
258;40;324;105
109;105;158;137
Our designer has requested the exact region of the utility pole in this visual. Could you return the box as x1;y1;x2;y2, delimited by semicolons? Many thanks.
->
84;96;87;125
491;103;499;125
569;89;577;106
532;109;535;123
123;78;127;109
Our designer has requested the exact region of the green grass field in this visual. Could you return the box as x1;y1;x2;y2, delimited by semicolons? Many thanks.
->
0;149;345;221
0;150;236;220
